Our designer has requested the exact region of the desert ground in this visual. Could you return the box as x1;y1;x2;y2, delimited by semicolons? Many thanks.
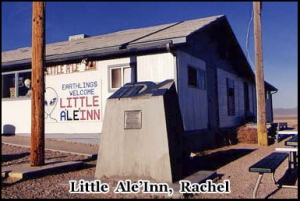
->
2;114;298;199
273;114;298;130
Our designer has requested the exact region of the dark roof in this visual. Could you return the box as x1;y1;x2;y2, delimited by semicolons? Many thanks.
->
2;15;224;68
2;14;276;91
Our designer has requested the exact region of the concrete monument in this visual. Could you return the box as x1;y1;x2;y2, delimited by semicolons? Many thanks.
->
95;79;188;183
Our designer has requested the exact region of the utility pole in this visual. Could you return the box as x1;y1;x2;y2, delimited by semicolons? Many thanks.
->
253;2;268;146
31;1;46;166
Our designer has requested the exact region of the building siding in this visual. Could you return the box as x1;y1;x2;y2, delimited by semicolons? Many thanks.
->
137;53;175;83
217;68;245;128
266;91;273;123
2;99;31;134
177;51;208;131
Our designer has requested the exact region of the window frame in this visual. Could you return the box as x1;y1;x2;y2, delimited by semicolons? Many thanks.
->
187;65;206;90
108;63;135;92
226;77;235;116
2;69;32;99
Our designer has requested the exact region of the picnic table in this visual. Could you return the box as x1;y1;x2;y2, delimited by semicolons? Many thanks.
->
285;134;298;147
249;135;298;198
249;152;289;198
271;122;288;131
285;135;298;170
276;130;298;143
275;135;298;170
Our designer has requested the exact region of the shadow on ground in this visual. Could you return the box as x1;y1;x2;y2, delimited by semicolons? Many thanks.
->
185;148;256;176
1;152;71;167
1;161;97;187
2;152;30;163
265;168;298;199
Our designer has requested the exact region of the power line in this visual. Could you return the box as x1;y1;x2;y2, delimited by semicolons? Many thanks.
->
245;4;255;71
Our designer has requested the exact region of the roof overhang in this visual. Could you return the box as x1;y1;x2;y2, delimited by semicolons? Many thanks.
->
2;37;186;71
264;81;278;92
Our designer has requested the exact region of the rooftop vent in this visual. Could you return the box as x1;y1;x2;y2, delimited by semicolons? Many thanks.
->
68;34;89;41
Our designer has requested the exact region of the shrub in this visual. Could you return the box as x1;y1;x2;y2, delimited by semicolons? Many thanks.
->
236;125;257;144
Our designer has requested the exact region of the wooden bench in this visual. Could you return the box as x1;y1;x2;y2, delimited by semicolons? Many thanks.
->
249;152;289;198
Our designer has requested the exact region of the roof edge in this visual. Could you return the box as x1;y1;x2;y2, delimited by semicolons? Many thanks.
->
2;39;183;70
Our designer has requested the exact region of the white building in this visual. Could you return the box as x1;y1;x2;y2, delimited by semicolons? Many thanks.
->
1;15;277;149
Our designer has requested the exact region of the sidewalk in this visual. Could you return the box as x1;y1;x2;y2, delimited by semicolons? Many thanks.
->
1;134;99;158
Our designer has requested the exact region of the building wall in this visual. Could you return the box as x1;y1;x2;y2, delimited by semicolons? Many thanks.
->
1;51;271;140
249;82;257;118
217;68;246;128
182;31;259;129
137;53;175;83
180;31;241;129
97;57;135;124
1;53;177;135
266;91;273;123
2;98;31;134
176;51;208;131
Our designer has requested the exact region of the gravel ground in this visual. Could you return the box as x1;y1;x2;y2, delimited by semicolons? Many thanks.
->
1;136;298;199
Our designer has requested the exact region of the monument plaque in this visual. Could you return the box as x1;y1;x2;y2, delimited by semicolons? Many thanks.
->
124;110;142;129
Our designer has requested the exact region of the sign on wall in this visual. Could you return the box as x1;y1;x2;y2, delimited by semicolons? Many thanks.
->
45;61;101;123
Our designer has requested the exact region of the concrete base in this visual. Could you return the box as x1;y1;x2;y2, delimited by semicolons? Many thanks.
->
2;161;83;179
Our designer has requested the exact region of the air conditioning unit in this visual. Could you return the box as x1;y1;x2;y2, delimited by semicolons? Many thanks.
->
68;34;88;41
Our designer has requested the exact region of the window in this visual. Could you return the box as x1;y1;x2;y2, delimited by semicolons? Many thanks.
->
109;65;134;91
2;70;31;98
244;82;249;113
18;72;32;97
188;66;206;90
188;66;197;87
2;74;15;98
227;78;235;116
111;68;122;88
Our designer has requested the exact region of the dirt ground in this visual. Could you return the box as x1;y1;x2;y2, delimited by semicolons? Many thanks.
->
2;115;298;199
274;114;298;130
2;134;298;199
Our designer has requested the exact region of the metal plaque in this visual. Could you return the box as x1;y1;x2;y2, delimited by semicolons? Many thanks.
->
124;110;142;129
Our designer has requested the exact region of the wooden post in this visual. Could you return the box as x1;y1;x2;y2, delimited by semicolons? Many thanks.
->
31;1;46;166
253;2;268;146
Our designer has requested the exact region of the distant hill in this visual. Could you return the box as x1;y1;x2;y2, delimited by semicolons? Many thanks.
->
273;107;298;116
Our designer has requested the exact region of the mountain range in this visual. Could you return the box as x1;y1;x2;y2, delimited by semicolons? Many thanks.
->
273;107;298;115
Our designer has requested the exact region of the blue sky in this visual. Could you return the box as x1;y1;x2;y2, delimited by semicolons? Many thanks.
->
1;2;298;109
